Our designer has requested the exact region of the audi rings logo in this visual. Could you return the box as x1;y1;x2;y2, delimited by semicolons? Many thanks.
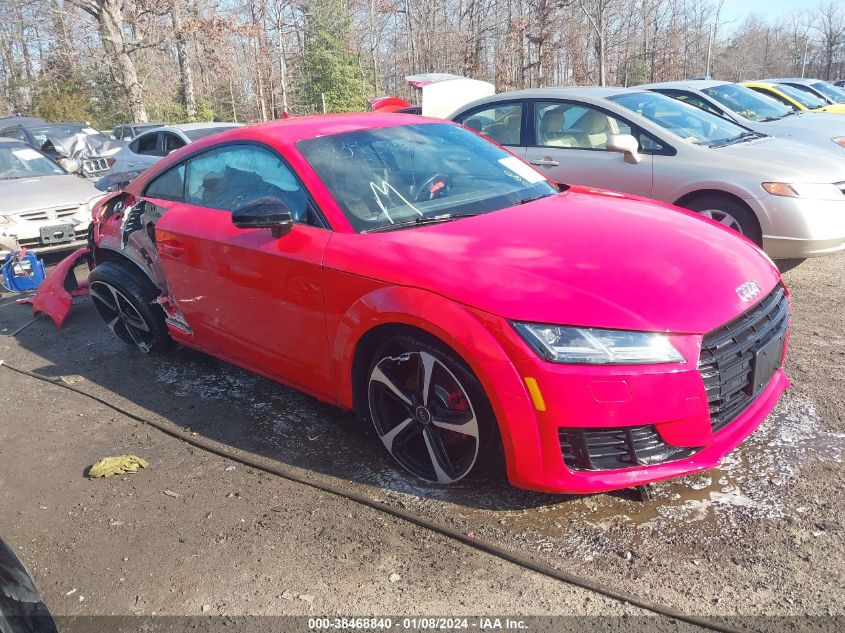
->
735;280;762;302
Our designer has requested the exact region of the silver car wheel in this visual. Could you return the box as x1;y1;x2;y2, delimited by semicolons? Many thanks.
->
368;350;480;484
699;209;743;234
90;281;154;352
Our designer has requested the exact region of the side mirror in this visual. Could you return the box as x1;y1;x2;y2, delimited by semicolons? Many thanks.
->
606;134;641;164
232;196;294;238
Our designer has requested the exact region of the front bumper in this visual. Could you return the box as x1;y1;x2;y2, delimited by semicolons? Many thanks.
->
475;299;790;494
755;194;845;259
1;220;90;258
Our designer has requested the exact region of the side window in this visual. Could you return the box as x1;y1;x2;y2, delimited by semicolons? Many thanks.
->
1;128;28;143
668;91;723;116
146;163;186;201
750;88;797;110
184;144;317;225
458;103;523;146
534;102;631;150
163;133;186;154
133;133;161;156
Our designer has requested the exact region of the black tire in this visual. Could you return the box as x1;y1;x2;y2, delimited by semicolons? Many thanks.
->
88;260;173;353
682;194;762;246
362;332;504;484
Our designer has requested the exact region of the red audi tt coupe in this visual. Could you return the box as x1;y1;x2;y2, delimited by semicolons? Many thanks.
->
87;113;790;494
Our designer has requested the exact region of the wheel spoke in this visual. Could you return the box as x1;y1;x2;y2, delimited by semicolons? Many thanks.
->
379;417;414;452
419;352;436;406
370;365;412;407
423;426;456;484
121;306;151;332
431;412;479;439
90;283;118;311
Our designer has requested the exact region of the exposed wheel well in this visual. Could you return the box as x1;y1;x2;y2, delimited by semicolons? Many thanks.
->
92;247;154;285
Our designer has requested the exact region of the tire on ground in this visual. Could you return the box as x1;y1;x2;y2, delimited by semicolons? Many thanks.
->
88;260;173;353
363;331;505;483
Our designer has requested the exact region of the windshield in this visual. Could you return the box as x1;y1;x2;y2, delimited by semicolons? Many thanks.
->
0;143;65;180
775;83;826;109
701;84;789;121
297;123;557;232
609;91;748;145
810;81;845;103
183;126;239;141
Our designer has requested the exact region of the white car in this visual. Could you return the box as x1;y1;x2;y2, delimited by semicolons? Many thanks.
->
0;139;104;256
106;122;242;175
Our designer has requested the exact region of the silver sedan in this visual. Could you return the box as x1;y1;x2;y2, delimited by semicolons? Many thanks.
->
637;79;845;156
450;87;845;259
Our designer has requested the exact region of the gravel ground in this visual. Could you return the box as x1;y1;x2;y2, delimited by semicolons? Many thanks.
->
0;251;842;632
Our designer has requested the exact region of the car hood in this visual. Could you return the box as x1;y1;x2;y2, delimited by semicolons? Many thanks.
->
0;175;100;214
712;135;845;182
325;188;780;334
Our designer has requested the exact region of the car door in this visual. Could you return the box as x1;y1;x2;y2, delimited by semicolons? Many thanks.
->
523;100;654;196
150;142;334;398
453;101;528;160
123;131;164;171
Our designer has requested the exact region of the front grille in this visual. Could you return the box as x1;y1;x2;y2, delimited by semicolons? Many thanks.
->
559;425;699;471
17;206;80;222
82;157;110;175
15;228;86;249
698;286;790;433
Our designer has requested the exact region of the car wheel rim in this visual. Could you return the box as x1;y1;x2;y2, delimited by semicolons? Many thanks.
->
90;281;154;352
368;350;480;484
699;208;743;234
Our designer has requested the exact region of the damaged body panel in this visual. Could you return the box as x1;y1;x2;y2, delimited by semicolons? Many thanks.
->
19;247;90;327
0;122;124;178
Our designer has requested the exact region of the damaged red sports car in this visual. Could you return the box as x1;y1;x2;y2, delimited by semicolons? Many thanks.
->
87;114;790;494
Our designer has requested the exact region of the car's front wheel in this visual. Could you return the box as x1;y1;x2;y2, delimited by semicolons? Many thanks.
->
88;260;173;353
683;194;762;245
365;333;502;484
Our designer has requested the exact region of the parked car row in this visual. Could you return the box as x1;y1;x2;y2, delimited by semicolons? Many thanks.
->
447;79;845;259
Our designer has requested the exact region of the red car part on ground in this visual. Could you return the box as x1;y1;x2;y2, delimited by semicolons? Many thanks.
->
85;113;790;494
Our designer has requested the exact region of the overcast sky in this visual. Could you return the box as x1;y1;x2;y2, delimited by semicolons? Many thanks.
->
719;0;824;27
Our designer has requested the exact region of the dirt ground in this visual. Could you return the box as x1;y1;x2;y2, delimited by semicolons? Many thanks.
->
0;251;843;632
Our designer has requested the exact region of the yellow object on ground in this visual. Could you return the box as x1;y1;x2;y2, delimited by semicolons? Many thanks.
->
88;455;149;478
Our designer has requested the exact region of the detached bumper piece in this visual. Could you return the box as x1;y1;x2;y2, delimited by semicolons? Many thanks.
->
559;425;700;471
698;286;790;433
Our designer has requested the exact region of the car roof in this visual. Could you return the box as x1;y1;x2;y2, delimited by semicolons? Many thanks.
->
170;122;241;131
480;86;646;100
636;79;731;90
763;78;821;86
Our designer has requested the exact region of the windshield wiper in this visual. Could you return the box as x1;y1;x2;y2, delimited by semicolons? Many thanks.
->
363;213;478;233
516;192;554;205
710;131;759;148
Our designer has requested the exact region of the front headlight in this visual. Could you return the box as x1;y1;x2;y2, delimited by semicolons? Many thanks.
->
511;322;685;365
833;136;845;148
762;182;843;200
0;215;13;225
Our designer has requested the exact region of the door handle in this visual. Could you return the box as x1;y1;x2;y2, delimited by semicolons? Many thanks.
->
530;158;560;167
158;240;185;258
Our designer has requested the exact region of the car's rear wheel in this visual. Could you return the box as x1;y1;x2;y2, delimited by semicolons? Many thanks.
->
88;260;173;353
682;194;762;245
366;333;502;484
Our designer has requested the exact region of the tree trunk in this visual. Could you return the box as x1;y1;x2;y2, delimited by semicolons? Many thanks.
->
71;0;148;122
170;0;197;121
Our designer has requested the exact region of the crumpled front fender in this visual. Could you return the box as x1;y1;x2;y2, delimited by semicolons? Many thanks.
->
18;247;90;327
